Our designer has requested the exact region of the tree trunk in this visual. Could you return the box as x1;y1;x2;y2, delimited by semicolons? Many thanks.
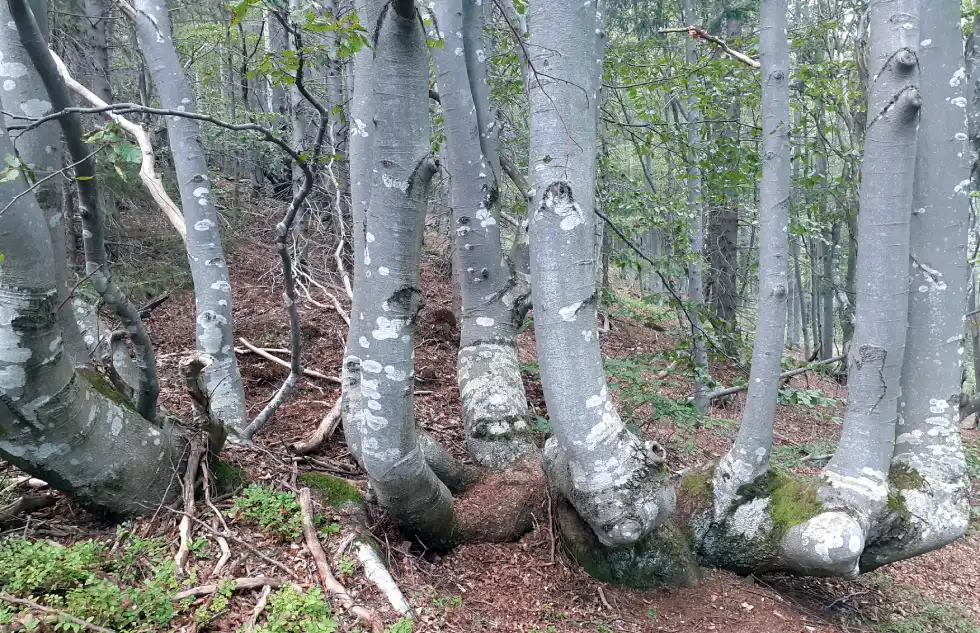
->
820;226;836;360
341;0;385;465
527;0;672;549
712;0;790;517
801;0;922;577
431;0;535;469
0;113;189;519
131;0;247;432
682;0;710;415
79;0;112;104
795;236;810;358
354;0;454;548
709;17;741;343
863;0;971;569
0;0;88;367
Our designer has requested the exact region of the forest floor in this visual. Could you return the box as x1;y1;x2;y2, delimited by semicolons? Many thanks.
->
2;194;980;633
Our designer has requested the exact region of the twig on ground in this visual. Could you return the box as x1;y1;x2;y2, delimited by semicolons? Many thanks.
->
237;338;341;384
298;488;383;632
244;585;273;633
175;440;205;577
0;592;116;633
707;354;846;401
0;494;56;524
164;507;300;579
138;290;172;317
173;577;287;600
292;397;343;454
357;541;414;617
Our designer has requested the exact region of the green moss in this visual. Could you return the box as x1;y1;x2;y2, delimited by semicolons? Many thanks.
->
211;461;247;496
768;471;823;538
678;470;713;504
298;472;363;507
77;368;135;411
889;462;926;491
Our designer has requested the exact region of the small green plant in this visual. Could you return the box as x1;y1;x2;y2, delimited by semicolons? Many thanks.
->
867;592;980;633
251;585;336;633
431;594;462;609
338;557;356;575
778;386;838;408
230;484;303;540
647;607;658;619
386;618;414;633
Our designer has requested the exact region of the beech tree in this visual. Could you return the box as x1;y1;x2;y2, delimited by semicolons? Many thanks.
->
0;0;974;607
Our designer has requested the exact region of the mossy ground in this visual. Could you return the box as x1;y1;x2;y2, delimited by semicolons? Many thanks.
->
298;472;363;507
211;460;247;496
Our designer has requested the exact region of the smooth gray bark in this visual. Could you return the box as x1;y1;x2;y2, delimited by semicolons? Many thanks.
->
354;1;454;548
682;0;710;415
795;0;922;577
528;0;672;548
0;0;87;367
795;236;810;358
431;0;534;469
713;0;790;517
265;9;288;121
341;0;384;465
863;0;971;568
131;0;247;431
80;0;112;104
0;112;188;519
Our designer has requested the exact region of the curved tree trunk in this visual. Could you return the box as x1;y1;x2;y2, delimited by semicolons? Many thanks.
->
527;1;672;549
130;0;247;432
862;0;971;569
0;113;188;519
794;0;922;577
712;0;790;517
0;0;88;367
354;0;455;548
431;0;535;470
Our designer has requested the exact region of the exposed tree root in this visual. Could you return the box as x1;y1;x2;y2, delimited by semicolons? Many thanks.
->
173;577;288;601
0;494;56;525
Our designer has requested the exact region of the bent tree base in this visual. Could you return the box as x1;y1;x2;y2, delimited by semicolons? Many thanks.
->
553;459;968;589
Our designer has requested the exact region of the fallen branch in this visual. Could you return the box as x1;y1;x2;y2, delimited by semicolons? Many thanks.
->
173;577;286;600
49;51;187;241
292;397;343;454
357;541;413;617
298;488;383;633
174;440;205;577
244;585;273;633
0;592;116;633
707;354;847;401
0;493;56;524
660;25;760;68
238;337;341;385
138;290;172;317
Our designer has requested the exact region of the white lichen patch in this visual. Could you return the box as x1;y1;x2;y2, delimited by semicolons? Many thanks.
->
19;98;51;118
382;173;409;192
559;301;582;322
476;316;495;327
194;219;215;231
728;497;773;540
384;365;407;382
476;205;497;228
372;316;404;340
362;359;383;373
210;280;231;292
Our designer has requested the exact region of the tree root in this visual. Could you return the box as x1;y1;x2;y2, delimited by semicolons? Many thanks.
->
0;494;56;525
0;592;116;633
173;577;289;601
298;488;383;633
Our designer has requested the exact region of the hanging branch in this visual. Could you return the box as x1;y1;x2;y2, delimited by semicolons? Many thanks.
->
660;25;760;69
49;50;186;241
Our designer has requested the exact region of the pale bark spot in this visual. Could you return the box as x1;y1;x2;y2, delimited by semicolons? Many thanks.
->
2;80;13;91
359;336;370;348
363;360;382;373
476;317;495;327
382;174;409;192
372;317;403;340
19;98;51;118
559;301;582;321
950;67;966;87
384;365;407;382
951;96;967;108
195;219;215;231
378;266;390;276
210;280;230;291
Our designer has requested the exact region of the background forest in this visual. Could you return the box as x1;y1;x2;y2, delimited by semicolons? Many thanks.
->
1;0;979;631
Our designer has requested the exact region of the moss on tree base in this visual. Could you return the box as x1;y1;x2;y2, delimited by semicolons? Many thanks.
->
298;472;364;508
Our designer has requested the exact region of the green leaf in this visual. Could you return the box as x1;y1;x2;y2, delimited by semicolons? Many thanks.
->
113;142;142;164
